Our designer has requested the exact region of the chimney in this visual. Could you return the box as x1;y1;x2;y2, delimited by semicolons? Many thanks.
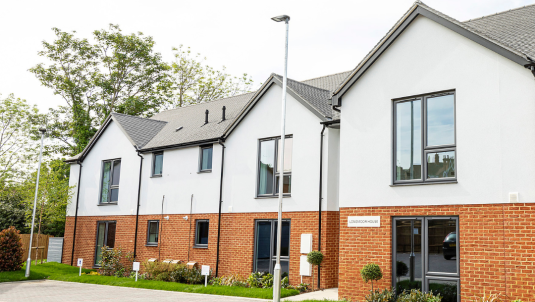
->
205;109;209;124
222;106;226;121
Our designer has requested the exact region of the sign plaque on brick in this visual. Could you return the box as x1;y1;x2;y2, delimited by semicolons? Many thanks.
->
347;216;380;227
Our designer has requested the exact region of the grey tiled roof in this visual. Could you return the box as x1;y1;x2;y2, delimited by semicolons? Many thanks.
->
274;75;333;118
111;113;167;148
464;4;535;59
301;71;352;91
140;92;254;150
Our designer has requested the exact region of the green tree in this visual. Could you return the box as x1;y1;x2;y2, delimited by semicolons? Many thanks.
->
0;94;40;181
0;182;29;232
30;25;171;156
165;45;253;108
361;263;383;291
23;159;72;237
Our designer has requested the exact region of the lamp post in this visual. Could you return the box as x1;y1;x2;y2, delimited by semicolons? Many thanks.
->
271;14;290;302
25;128;46;278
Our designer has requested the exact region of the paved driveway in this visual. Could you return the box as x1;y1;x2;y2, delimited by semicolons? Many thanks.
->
0;280;267;302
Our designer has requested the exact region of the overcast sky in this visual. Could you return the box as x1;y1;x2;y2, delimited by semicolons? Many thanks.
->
1;0;533;112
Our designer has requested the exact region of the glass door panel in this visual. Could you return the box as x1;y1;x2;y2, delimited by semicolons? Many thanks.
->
255;221;272;273
255;220;290;278
394;219;422;292
94;223;106;265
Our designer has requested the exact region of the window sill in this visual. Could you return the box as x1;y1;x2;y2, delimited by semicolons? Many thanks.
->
98;202;118;206
197;170;212;174
146;244;158;247
151;175;162;178
193;245;208;249
255;195;291;199
390;180;457;187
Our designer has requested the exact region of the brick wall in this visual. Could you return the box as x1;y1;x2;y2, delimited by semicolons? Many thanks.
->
63;210;339;288
338;204;535;301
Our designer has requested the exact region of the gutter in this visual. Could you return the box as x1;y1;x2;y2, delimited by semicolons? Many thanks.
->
133;151;144;260
70;161;83;266
215;139;226;277
317;123;326;289
138;138;220;153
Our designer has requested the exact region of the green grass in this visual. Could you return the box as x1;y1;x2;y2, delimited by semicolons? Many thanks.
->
0;262;299;299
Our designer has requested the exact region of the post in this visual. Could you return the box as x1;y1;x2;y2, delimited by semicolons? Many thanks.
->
79;265;82;276
205;275;208;287
273;16;289;302
136;271;138;282
25;128;46;278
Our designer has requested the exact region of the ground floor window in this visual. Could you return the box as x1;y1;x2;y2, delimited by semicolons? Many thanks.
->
146;220;159;246
194;220;209;247
94;221;116;266
254;219;290;278
393;217;459;302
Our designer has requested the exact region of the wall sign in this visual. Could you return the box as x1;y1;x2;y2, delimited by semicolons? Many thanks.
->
348;216;380;227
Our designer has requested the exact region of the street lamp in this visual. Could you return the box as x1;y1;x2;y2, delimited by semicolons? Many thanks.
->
25;127;46;278
271;14;290;302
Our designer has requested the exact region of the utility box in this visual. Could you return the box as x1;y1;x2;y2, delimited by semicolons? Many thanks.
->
300;234;312;254
47;237;63;263
300;255;311;276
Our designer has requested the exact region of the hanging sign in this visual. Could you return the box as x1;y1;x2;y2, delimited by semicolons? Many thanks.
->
77;258;83;266
347;216;380;227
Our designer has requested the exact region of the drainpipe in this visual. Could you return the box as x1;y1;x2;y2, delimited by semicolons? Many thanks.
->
215;139;226;277
317;124;326;289
70;161;83;266
133;151;144;260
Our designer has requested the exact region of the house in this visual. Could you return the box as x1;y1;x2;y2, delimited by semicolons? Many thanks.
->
63;72;345;288
332;2;535;301
63;2;535;301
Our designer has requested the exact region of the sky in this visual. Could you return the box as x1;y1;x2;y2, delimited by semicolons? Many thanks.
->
1;0;533;112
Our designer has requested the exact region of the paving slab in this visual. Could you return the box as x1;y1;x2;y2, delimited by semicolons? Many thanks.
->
0;280;268;302
282;288;338;301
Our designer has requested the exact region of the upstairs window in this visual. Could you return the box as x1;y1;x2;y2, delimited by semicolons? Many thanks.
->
394;91;455;184
100;159;121;203
152;152;163;177
199;145;213;172
258;136;292;196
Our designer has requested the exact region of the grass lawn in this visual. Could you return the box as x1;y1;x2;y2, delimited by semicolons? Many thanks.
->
0;262;299;299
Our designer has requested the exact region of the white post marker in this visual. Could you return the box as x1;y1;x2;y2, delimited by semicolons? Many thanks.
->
133;262;140;281
201;265;210;287
77;258;83;276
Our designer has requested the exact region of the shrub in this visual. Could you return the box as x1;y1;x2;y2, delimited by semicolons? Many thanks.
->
170;265;207;284
0;227;24;272
143;261;177;280
246;271;274;288
365;288;397;302
209;273;247;286
361;263;383;291
281;276;289;288
471;293;504;302
396;261;409;282
307;250;324;290
98;246;134;277
397;289;441;302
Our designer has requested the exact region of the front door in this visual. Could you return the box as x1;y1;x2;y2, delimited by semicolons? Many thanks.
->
393;217;460;302
94;221;116;266
254;220;290;278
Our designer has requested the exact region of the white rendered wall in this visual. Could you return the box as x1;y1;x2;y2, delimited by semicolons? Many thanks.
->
67;121;140;216
339;15;535;208
223;84;336;213
138;144;223;215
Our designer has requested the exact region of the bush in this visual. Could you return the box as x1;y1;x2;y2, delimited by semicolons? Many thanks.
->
365;288;397;302
209;273;247;286
0;227;24;272
246;271;274;288
98;246;134;277
397;289;441;302
307;251;324;266
170;265;207;284
361;263;383;291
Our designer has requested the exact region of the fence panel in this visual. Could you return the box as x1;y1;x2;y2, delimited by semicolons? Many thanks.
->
20;234;54;260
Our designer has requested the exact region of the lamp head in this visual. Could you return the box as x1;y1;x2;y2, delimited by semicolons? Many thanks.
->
271;15;290;23
38;128;47;134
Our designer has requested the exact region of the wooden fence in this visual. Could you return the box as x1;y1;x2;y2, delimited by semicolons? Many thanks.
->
21;234;54;261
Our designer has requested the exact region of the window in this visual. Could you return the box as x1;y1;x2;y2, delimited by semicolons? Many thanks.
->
199;145;213;172
100;159;121;203
194;220;209;247
254;220;290;278
393;217;460;302
393;92;455;184
146;220;159;246
258;136;292;196
152;152;163;177
94;221;116;266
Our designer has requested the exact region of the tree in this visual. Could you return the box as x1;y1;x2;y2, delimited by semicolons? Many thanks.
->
23;159;72;238
30;25;171;156
0;94;40;181
0;182;29;233
307;250;324;290
361;263;383;291
165;45;253;108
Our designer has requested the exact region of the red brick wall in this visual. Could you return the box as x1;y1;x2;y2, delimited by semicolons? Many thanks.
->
338;204;535;302
63;210;339;288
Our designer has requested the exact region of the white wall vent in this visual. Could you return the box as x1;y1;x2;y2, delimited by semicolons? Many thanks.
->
509;192;519;203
